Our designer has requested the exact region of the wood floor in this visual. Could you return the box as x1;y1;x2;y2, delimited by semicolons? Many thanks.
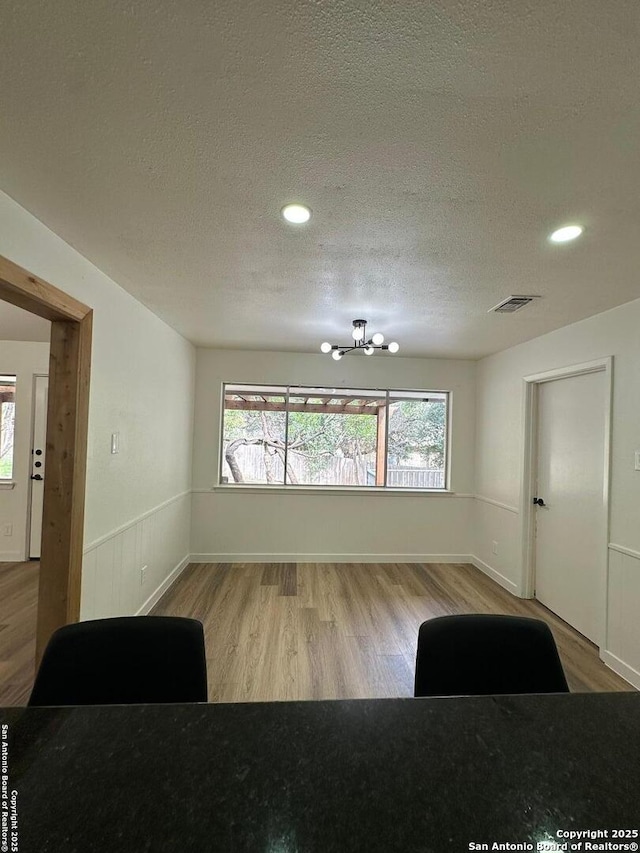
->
152;561;633;702
0;559;632;706
0;561;39;706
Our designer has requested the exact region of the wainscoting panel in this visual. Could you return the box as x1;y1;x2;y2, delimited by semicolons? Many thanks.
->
604;545;640;689
95;535;117;618
80;492;191;621
473;498;521;594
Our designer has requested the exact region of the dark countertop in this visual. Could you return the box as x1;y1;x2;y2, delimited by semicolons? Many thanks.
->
2;693;640;852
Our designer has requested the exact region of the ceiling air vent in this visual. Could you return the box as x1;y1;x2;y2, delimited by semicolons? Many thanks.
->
489;295;540;314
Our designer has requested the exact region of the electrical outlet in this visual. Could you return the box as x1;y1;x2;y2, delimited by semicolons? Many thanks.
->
3;524;12;537
140;565;147;585
491;540;498;556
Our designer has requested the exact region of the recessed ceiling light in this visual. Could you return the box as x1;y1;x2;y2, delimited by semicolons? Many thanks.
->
282;203;311;224
549;224;583;243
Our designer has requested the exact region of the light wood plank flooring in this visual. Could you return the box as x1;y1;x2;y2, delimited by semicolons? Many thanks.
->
152;561;633;702
0;561;39;706
0;560;632;706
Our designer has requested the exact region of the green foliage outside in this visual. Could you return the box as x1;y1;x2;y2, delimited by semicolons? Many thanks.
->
287;411;376;476
388;401;445;468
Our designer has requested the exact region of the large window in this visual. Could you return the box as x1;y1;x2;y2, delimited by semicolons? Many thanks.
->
0;376;16;480
220;384;448;489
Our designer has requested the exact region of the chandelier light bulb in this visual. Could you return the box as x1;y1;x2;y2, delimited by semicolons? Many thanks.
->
371;332;384;346
388;341;400;353
352;324;365;341
364;346;374;355
332;350;343;361
320;342;332;353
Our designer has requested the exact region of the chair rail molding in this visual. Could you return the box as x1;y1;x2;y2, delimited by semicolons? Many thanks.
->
608;543;640;561
474;495;519;514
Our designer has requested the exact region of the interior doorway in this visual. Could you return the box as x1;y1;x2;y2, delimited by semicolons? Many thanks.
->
0;254;92;662
521;358;612;649
534;370;606;642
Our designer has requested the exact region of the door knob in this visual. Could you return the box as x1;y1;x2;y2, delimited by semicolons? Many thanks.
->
30;474;43;481
533;497;546;506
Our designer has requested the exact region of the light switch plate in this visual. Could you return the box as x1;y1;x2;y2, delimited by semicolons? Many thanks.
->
635;451;640;471
111;432;120;454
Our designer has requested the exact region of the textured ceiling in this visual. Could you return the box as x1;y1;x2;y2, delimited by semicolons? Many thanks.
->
1;0;640;358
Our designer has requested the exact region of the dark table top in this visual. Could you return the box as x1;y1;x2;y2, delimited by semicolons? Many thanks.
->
1;692;639;852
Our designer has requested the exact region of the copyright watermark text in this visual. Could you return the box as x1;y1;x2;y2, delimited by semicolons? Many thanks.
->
468;832;639;853
1;724;18;853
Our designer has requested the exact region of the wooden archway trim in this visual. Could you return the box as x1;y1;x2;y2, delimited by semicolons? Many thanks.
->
0;254;92;661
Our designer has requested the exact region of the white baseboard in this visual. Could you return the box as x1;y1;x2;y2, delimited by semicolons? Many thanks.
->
0;550;25;563
136;554;191;615
601;650;640;691
189;552;473;564
470;555;519;595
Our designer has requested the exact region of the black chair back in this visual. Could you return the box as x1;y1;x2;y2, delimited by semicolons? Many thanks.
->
29;616;208;706
414;614;569;697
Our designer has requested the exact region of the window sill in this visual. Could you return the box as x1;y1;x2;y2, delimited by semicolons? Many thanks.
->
202;485;468;498
0;481;16;490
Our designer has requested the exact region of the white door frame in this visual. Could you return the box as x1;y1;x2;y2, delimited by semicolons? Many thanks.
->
519;357;613;649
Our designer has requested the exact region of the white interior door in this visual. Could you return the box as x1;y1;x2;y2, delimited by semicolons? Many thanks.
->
534;370;606;644
29;375;48;559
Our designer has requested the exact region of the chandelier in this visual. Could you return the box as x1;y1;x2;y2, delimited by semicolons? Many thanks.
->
320;319;400;360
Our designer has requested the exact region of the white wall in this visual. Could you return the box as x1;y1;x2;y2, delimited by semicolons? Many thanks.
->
0;340;50;560
192;348;476;561
475;296;640;687
0;191;196;617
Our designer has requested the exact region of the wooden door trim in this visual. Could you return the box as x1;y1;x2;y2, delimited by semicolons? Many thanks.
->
519;357;613;651
0;254;92;661
0;255;90;322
